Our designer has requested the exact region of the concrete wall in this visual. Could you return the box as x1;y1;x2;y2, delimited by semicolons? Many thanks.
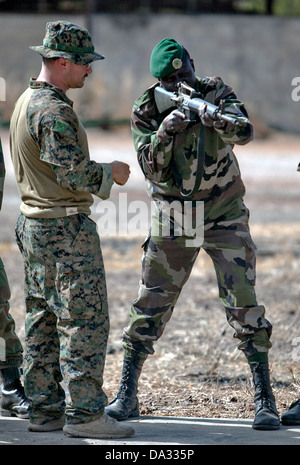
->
0;13;299;133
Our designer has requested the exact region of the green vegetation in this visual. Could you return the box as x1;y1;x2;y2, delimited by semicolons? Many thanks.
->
235;0;300;16
1;0;300;16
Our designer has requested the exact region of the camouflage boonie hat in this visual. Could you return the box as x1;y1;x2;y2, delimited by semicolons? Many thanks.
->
30;21;105;65
150;38;183;79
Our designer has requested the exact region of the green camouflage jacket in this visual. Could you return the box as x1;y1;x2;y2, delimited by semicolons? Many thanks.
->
131;76;253;223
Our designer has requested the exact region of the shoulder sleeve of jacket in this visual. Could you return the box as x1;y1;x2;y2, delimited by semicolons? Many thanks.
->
202;76;253;145
133;87;154;112
199;76;234;104
131;86;159;151
41;103;78;139
131;85;174;181
27;93;78;143
37;103;81;166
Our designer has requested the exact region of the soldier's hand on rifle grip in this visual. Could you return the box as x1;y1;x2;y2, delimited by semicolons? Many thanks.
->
198;102;213;127
162;109;190;134
110;161;131;186
198;102;236;132
198;102;222;128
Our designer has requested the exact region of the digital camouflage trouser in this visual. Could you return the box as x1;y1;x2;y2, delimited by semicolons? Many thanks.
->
0;257;23;369
123;209;272;360
15;213;109;425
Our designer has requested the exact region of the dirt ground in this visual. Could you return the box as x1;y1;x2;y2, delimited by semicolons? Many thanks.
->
1;128;300;421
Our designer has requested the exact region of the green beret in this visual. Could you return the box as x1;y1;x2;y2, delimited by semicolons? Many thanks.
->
150;38;184;79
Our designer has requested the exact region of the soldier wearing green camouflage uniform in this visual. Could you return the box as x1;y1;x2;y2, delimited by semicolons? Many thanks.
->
106;38;280;430
0;138;29;418
9;21;134;439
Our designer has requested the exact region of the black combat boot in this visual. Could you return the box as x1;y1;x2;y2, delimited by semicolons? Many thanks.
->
251;363;280;430
281;398;300;425
105;352;147;421
0;367;29;419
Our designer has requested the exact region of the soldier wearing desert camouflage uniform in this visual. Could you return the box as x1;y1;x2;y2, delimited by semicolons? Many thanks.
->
106;38;280;430
9;21;134;439
0;138;29;418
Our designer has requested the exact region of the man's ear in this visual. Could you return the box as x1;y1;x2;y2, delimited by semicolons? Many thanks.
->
57;57;69;71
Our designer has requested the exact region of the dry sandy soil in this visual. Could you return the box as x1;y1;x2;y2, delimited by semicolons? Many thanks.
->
1;128;300;421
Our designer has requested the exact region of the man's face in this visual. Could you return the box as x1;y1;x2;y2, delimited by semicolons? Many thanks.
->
159;57;197;93
65;61;92;89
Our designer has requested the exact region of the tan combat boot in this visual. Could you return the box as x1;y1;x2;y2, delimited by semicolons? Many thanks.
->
63;413;135;439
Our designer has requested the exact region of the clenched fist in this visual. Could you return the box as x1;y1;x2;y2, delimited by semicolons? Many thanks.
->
110;161;131;186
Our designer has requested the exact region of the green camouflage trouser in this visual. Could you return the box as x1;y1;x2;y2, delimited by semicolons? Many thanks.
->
0;258;23;369
15;213;109;425
123;209;272;360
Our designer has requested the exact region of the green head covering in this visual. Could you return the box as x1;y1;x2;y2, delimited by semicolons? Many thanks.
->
150;38;184;79
30;21;105;66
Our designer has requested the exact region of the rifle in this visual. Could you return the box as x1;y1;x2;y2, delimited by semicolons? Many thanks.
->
154;82;246;198
154;81;246;127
